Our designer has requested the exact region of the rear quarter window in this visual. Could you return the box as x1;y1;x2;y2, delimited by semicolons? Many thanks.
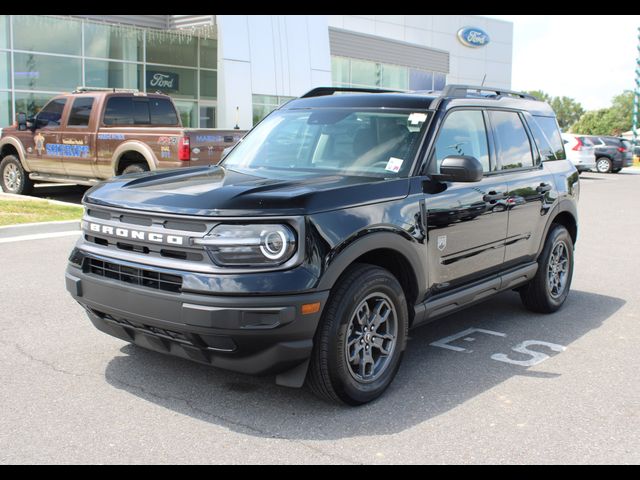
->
532;115;566;160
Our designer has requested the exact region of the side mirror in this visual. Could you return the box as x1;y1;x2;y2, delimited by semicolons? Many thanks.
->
16;112;27;131
431;155;483;183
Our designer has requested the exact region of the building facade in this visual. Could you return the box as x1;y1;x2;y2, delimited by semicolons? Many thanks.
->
0;15;513;130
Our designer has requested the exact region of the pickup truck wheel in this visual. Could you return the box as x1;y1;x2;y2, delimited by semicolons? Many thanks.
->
596;157;612;173
1;155;34;195
306;263;408;405
121;163;148;175
519;224;574;313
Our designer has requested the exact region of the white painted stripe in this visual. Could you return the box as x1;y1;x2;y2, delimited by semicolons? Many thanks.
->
0;230;81;244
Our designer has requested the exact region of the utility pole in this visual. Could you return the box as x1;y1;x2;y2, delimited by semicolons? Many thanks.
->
634;26;640;147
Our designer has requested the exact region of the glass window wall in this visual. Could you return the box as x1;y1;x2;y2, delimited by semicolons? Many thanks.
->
13;53;81;92
13;15;82;56
84;22;143;62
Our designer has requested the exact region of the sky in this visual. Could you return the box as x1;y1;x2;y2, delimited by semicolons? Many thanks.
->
482;15;640;111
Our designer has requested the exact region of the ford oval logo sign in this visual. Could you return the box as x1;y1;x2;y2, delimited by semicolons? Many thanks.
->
457;27;490;48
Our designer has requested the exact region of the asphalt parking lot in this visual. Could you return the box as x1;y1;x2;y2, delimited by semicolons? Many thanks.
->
1;170;639;464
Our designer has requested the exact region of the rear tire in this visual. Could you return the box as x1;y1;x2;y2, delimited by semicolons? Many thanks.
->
0;155;34;195
519;224;574;313
306;263;408;405
596;157;612;173
120;163;149;175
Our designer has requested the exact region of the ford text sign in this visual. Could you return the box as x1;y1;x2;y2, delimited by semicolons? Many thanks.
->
457;27;490;48
146;71;180;92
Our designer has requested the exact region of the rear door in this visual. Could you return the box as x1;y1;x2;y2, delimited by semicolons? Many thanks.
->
60;96;97;177
488;110;557;265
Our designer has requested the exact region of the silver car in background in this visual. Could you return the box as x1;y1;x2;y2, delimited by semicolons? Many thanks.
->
561;133;596;173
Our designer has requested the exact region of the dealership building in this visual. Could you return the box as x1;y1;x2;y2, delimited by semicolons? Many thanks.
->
0;15;513;130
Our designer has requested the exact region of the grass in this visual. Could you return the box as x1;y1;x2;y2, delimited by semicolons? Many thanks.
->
0;199;83;227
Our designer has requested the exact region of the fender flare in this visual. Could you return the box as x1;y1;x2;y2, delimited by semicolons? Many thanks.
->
315;230;426;296
111;141;158;175
0;136;31;172
537;199;578;258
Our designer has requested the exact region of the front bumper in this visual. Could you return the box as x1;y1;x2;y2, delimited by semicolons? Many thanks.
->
65;254;329;377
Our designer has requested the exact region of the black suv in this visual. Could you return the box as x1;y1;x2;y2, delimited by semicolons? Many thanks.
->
588;135;633;173
65;85;579;405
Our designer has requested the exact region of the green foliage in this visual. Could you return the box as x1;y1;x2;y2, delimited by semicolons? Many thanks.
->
570;90;634;136
525;90;584;131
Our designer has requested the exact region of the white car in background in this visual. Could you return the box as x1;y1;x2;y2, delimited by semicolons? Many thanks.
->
561;133;596;173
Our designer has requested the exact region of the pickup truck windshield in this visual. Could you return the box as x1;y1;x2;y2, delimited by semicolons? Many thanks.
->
222;108;430;177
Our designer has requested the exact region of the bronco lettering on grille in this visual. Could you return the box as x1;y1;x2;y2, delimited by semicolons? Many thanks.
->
87;222;184;245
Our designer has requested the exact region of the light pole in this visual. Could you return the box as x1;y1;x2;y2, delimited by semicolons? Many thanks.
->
634;26;640;147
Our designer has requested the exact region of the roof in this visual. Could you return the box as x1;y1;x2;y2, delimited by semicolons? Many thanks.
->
282;85;556;116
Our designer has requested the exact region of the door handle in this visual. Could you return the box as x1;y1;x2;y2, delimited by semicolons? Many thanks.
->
483;191;506;202
536;183;552;193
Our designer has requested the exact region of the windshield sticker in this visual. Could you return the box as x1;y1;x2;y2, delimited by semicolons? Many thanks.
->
408;113;427;125
385;157;404;173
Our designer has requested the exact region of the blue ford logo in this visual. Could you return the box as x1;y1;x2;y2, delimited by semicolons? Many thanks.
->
457;27;490;48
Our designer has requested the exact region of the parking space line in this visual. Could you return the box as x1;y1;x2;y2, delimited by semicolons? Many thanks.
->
0;230;81;244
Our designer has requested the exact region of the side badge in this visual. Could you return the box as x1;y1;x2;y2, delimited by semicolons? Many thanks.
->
437;235;447;251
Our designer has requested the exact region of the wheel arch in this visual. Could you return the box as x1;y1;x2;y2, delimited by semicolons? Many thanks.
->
111;141;157;175
0;137;30;171
316;232;425;326
537;201;578;258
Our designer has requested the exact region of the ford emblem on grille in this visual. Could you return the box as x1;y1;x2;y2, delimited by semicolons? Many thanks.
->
85;222;185;245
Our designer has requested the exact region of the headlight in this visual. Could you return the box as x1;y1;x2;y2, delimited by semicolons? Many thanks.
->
193;224;296;267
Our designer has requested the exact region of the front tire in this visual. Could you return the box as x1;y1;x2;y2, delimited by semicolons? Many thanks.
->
306;263;408;405
596;157;612;173
519;224;574;313
0;155;34;195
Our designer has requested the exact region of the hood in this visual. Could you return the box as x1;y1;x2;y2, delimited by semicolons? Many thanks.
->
83;166;410;216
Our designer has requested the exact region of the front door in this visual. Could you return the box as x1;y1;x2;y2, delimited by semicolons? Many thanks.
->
27;97;68;175
424;109;509;292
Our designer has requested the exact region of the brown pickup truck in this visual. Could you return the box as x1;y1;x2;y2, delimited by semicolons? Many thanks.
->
0;88;246;195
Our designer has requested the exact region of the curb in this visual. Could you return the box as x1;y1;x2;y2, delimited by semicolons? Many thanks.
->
0;191;83;208
0;219;81;239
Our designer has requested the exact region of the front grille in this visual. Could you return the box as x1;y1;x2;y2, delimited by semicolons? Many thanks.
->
85;258;182;293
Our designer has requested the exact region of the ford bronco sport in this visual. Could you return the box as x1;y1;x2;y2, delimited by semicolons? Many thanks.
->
65;85;579;405
0;88;244;195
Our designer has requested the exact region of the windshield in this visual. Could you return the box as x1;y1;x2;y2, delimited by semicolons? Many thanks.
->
222;108;431;178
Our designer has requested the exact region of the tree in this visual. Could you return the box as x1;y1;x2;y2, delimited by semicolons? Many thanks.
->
525;90;584;131
550;96;585;131
570;90;634;135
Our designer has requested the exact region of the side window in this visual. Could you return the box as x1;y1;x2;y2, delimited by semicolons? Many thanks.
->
489;110;534;170
533;115;566;160
67;97;95;127
431;110;491;173
36;98;67;128
149;98;179;125
103;97;133;126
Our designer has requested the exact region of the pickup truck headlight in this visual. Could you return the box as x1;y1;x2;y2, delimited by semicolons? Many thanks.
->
194;224;296;267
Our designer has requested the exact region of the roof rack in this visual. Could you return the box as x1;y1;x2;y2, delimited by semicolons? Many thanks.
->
440;84;537;100
300;86;402;98
428;84;537;110
73;86;140;94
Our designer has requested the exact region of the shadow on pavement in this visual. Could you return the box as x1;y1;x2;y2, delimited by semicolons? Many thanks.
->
30;184;89;204
104;289;624;440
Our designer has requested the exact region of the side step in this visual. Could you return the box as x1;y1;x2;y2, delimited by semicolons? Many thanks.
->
413;262;538;327
29;173;102;186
